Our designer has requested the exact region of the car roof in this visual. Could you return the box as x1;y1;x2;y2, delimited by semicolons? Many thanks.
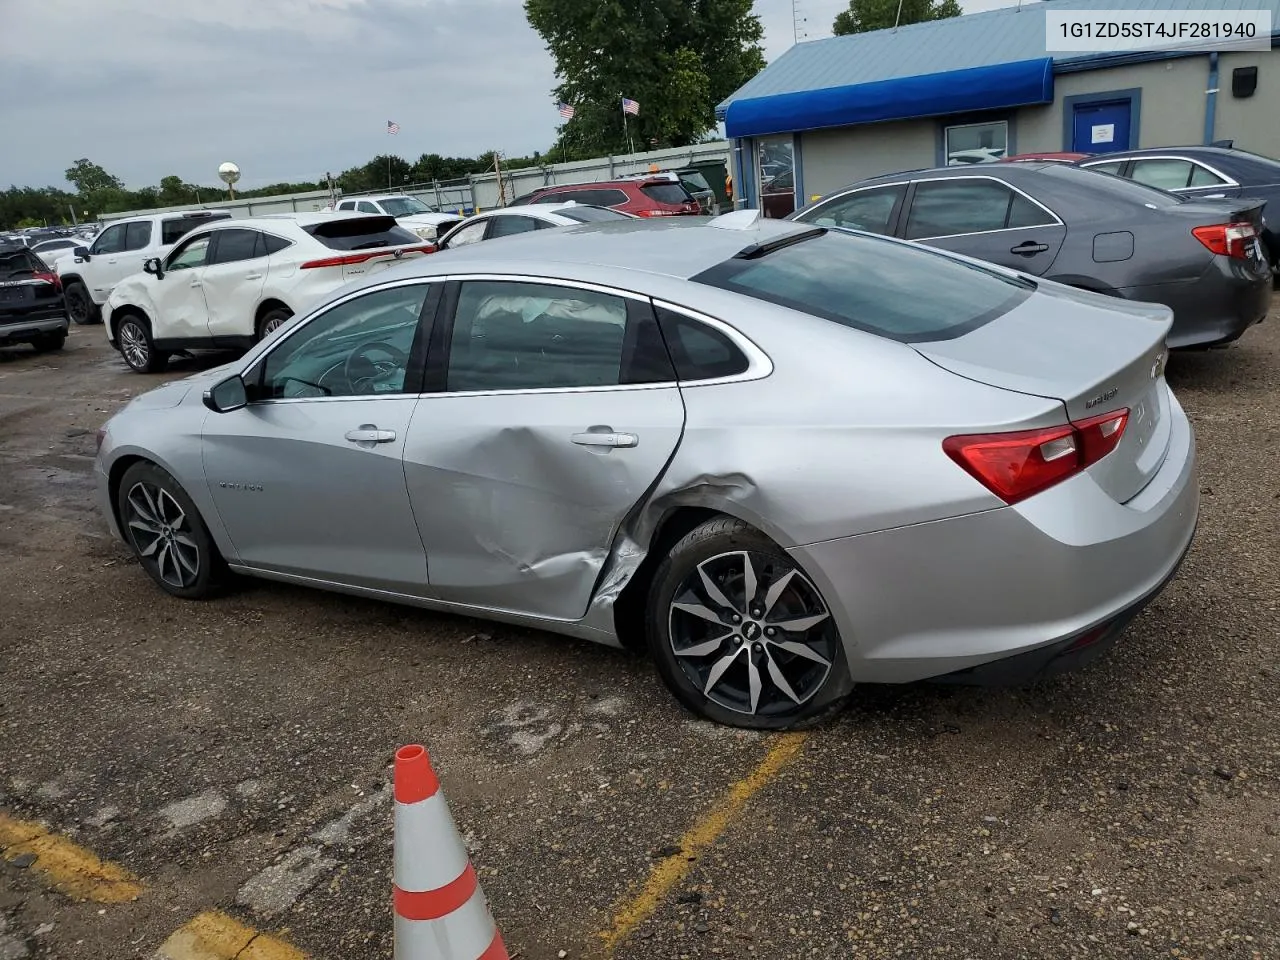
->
229;211;386;228
835;162;1058;191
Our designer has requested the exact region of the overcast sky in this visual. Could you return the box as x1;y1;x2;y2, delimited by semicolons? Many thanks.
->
0;0;1020;191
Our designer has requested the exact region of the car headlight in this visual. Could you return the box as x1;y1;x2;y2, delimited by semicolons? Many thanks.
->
413;226;436;241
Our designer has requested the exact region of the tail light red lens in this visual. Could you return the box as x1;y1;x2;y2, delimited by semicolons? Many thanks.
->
1192;221;1257;260
33;271;61;290
943;408;1129;505
635;209;680;218
299;243;436;269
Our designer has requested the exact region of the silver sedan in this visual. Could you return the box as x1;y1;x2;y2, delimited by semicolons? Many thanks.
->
94;212;1198;729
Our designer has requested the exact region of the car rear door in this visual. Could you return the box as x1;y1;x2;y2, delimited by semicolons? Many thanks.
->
900;177;1067;276
402;277;685;621
201;229;269;340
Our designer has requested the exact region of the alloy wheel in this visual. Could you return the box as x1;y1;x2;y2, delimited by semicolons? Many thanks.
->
119;320;149;370
125;482;201;589
262;316;286;336
668;550;836;717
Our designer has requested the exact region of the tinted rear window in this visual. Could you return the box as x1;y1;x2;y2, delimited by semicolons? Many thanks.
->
556;205;631;222
641;183;692;205
0;249;42;279
692;230;1033;343
303;216;420;251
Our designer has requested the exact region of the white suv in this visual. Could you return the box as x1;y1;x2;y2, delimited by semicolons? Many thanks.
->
58;210;232;325
103;212;434;373
331;194;461;241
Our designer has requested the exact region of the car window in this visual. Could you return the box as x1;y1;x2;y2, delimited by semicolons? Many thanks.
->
800;185;903;235
90;224;126;255
337;201;356;211
1083;160;1126;176
357;201;380;214
641;183;692;205
488;215;542;238
1006;193;1054;228
208;228;262;265
693;229;1033;344
555;205;631;223
162;218;203;245
1130;159;1198;190
567;189;629;207
446;280;673;392
303;216;420;251
123;221;152;251
654;306;749;381
166;234;212;271
531;192;567;204
262;233;292;255
1189;163;1228;187
259;285;429;400
905;180;1042;239
443;221;488;248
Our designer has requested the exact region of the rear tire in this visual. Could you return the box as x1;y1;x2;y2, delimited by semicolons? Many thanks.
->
65;281;99;325
116;314;168;373
116;461;227;600
645;517;851;730
33;332;66;352
256;306;293;342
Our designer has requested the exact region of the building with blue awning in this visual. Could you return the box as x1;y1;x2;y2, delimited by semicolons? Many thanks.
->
717;0;1280;216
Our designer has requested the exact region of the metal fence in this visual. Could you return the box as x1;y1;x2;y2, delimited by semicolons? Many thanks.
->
100;142;733;223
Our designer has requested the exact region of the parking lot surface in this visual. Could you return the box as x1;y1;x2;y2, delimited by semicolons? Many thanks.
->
2;314;1278;960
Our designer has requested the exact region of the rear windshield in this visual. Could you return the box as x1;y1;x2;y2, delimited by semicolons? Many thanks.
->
641;183;693;205
303;216;420;251
556;205;632;223
679;173;711;193
1048;165;1184;207
692;229;1033;343
0;248;43;280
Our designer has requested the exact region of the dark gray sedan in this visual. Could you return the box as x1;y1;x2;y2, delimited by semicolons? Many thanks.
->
789;163;1272;349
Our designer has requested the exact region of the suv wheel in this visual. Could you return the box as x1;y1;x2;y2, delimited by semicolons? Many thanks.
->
116;314;168;373
646;517;850;730
257;307;293;341
65;281;99;325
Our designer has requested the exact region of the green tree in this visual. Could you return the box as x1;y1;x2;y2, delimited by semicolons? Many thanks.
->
832;0;961;36
525;0;764;157
63;158;123;194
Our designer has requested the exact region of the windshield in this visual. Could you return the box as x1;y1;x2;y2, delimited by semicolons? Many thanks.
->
556;205;631;223
379;197;433;217
641;183;693;205
693;229;1033;343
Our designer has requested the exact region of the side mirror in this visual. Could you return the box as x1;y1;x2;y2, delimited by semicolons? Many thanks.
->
73;245;90;261
142;257;164;279
203;375;248;414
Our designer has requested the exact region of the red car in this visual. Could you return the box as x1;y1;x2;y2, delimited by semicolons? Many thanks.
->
1000;152;1094;163
518;177;702;218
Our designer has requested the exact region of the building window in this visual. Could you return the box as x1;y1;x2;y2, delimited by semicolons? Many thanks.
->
756;135;795;218
944;121;1009;165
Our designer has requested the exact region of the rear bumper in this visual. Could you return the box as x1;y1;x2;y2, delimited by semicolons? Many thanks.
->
0;313;69;343
789;387;1199;685
1123;257;1272;349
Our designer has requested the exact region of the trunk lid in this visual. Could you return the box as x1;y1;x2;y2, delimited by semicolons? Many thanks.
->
913;283;1174;504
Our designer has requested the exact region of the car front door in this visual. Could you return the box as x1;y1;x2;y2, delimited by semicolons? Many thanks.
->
901;177;1066;276
151;233;214;339
403;277;686;621
201;281;435;591
104;221;156;293
84;222;145;302
200;228;269;340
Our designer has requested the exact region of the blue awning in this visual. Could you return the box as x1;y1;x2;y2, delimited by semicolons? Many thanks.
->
725;57;1054;139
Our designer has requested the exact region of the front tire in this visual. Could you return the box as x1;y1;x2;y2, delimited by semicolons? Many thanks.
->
116;462;226;599
116;314;168;373
646;517;850;730
65;281;100;325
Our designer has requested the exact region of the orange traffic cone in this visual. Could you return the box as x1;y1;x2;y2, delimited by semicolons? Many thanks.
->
393;745;509;960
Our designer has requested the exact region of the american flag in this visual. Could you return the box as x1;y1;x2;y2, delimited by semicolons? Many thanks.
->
622;97;640;116
557;102;575;120
386;120;400;135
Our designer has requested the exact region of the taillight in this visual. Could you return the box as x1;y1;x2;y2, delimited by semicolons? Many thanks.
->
1192;221;1257;260
943;408;1129;505
33;271;61;290
299;243;436;269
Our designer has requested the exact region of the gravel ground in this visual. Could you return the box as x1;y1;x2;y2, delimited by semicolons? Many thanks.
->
0;312;1276;960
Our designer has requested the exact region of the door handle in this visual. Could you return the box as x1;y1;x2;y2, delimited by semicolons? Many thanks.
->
190;279;203;287
244;273;264;280
571;431;638;448
345;427;397;444
1011;241;1049;256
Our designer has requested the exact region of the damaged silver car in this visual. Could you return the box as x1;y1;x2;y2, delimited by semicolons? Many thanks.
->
94;212;1198;729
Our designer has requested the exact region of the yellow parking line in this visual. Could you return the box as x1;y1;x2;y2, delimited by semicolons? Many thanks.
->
600;732;810;951
0;811;143;903
156;911;307;960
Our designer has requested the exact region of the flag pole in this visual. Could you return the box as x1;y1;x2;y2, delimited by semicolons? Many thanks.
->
621;97;634;156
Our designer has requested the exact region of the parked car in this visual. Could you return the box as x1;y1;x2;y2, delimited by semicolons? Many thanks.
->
436;203;633;249
29;235;84;268
103;212;434;373
1077;145;1280;273
330;194;461;242
789;163;1272;349
96;213;1196;729
58;210;233;326
518;177;702;218
0;242;68;353
1002;152;1093;164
